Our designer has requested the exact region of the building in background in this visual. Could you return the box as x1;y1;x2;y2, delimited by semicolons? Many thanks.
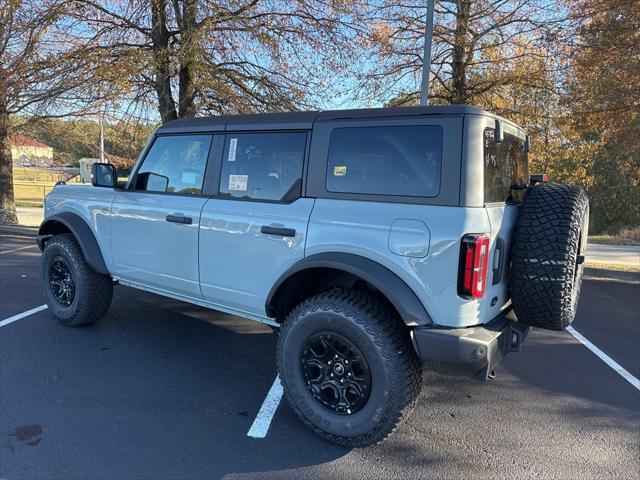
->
11;135;54;167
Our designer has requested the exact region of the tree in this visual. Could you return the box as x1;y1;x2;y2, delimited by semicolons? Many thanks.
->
23;116;154;164
362;0;561;106
0;0;113;224
562;0;640;233
71;0;368;124
367;1;571;192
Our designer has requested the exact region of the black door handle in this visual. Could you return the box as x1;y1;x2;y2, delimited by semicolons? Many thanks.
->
261;226;296;237
166;215;193;225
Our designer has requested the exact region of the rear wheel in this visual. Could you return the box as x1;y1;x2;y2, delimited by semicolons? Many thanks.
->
41;233;113;326
276;288;422;447
511;183;589;330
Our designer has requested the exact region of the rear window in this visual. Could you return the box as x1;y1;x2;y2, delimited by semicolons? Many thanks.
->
483;128;529;203
219;132;306;202
326;125;443;197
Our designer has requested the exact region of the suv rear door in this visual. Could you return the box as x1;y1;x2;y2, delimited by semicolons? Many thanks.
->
480;118;529;317
110;134;217;298
199;131;313;318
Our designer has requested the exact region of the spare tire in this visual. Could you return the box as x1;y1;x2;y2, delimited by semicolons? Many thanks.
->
511;182;589;330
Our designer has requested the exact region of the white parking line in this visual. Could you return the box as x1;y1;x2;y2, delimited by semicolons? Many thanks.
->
566;326;640;391
247;375;283;438
0;244;37;255
0;305;48;328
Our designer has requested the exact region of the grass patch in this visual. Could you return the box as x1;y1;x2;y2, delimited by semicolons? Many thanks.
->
589;235;640;247
16;201;44;208
589;226;640;246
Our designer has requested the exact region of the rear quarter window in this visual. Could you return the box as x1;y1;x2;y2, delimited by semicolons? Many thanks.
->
326;125;443;197
484;128;529;203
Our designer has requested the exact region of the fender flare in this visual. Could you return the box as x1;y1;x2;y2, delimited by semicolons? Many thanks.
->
37;212;109;275
266;252;432;326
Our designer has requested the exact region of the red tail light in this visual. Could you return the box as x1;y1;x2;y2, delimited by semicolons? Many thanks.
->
458;234;490;299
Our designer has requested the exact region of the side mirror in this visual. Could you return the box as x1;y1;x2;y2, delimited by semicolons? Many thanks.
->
92;163;117;188
136;171;169;192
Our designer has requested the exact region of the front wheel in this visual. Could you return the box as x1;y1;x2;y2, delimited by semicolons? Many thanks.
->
41;233;113;326
276;288;422;447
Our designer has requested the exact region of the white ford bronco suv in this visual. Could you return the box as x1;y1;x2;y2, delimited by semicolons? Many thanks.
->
37;106;589;446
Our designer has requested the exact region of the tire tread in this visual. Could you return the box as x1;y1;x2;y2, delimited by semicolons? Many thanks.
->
276;288;422;447
511;183;589;330
42;233;112;326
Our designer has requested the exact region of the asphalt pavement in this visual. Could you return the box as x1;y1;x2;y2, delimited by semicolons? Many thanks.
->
1;234;638;480
586;243;640;269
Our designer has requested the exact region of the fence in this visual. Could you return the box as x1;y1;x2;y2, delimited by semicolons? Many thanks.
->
13;167;84;206
13;167;128;206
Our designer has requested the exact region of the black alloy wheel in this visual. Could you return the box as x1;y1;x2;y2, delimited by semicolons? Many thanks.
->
301;332;371;415
41;233;113;326
49;256;76;306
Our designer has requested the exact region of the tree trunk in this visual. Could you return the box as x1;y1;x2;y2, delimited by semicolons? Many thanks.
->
451;0;471;104
151;0;178;124
177;0;197;118
0;66;18;225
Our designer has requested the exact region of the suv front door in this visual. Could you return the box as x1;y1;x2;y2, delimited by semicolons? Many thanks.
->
199;131;313;318
110;134;215;298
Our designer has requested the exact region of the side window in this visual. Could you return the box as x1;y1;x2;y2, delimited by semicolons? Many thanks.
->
326;125;443;197
134;135;212;195
483;128;529;203
219;132;306;201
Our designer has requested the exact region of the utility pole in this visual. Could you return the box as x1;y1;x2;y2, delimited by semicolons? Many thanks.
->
99;113;105;163
420;0;435;106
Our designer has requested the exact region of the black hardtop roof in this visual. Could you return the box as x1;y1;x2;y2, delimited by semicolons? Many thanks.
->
156;105;509;133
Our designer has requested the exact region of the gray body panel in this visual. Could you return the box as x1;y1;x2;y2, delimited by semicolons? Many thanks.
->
305;199;508;328
110;191;208;298
199;197;314;316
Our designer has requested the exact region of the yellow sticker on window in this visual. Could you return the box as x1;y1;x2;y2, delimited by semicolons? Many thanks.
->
334;166;347;176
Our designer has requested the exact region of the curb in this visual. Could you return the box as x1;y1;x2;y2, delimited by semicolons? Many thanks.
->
584;266;640;284
0;225;38;237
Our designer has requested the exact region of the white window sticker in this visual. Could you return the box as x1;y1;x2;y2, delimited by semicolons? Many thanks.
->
228;138;238;162
228;174;248;191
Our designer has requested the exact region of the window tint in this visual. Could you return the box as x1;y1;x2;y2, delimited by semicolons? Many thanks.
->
219;132;306;201
326;126;442;197
483;128;529;203
135;135;211;195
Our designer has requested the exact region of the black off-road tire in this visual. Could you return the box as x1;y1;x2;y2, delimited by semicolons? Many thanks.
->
511;183;589;331
41;233;113;326
276;288;422;447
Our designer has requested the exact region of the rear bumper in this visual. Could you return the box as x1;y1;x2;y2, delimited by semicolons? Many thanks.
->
411;310;530;381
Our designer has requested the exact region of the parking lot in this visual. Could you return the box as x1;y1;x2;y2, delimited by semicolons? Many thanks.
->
1;233;638;480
